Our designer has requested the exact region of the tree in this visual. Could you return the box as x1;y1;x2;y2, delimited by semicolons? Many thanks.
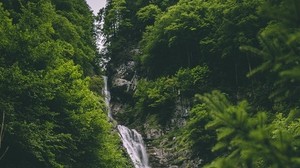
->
137;4;162;27
139;0;209;76
243;0;300;105
200;91;300;168
100;0;178;72
138;0;264;82
0;1;129;167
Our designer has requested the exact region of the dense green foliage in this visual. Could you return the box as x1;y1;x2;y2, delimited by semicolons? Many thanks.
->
244;0;300;105
139;0;264;81
101;0;300;167
134;65;209;125
200;91;300;168
159;103;216;166
0;1;129;167
99;0;179;71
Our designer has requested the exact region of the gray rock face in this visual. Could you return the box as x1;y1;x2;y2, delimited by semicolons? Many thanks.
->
112;61;137;92
141;97;200;168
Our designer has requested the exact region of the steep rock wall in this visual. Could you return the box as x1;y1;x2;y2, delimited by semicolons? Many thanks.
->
109;61;201;168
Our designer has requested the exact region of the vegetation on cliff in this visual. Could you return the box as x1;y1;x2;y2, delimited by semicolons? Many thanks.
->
101;0;300;167
1;0;299;167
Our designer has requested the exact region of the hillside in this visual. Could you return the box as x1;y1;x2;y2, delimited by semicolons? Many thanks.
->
0;0;300;167
0;0;130;167
99;0;300;167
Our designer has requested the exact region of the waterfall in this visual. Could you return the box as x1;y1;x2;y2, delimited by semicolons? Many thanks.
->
118;125;150;168
102;76;151;168
103;76;113;120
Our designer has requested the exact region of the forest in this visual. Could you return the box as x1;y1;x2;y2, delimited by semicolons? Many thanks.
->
99;0;300;167
0;0;129;167
0;0;299;167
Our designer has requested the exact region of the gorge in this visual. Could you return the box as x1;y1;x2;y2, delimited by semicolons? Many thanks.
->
0;0;298;167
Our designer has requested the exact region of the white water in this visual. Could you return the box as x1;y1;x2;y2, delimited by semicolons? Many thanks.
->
118;125;150;168
102;76;150;168
103;76;113;120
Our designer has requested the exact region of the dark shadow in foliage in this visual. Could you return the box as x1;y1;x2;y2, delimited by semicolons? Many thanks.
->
187;104;217;164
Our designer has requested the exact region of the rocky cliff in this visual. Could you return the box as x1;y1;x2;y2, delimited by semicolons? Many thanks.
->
109;61;202;168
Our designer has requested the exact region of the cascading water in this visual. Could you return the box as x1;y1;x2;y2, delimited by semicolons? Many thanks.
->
118;125;150;168
102;76;150;168
103;76;113;120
